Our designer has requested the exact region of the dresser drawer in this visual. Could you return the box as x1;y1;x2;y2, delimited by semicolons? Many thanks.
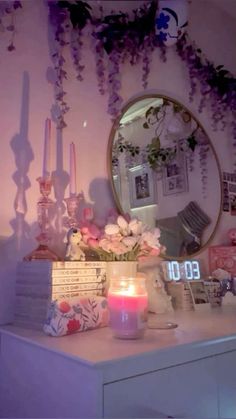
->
104;356;218;418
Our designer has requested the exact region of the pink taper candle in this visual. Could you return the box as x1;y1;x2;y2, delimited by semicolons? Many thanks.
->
42;118;51;178
70;142;77;196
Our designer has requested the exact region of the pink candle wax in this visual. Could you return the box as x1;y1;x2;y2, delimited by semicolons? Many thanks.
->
108;291;148;339
69;142;77;196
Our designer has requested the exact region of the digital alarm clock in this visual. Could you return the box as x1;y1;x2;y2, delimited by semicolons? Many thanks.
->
161;260;201;281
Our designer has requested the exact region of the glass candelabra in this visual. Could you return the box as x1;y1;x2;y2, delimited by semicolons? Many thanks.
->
24;177;59;261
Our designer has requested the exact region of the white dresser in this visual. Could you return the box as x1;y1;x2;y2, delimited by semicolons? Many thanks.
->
1;306;236;418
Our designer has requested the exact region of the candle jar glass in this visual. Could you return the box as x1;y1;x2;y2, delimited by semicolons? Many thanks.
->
108;276;148;340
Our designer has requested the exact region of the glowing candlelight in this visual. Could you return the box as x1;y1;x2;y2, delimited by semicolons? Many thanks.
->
108;277;148;339
70;142;77;196
42;118;51;178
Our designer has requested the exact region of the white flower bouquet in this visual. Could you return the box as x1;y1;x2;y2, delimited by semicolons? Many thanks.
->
85;215;163;261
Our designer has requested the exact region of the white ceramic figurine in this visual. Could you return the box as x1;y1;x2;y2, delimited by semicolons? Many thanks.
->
65;227;86;261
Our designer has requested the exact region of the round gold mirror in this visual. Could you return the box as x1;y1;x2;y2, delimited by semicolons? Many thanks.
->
108;94;222;260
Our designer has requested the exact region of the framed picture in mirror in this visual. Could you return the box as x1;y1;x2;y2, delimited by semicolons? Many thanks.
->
128;164;157;208
162;150;188;196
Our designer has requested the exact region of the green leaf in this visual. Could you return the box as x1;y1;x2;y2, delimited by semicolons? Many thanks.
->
187;134;198;151
151;137;160;151
218;69;229;77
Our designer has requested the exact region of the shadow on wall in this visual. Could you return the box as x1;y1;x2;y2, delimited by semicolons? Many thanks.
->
51;127;69;259
0;71;35;324
9;71;35;261
88;177;116;226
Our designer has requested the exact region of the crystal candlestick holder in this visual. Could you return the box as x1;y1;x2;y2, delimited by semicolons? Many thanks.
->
24;177;59;261
64;195;80;229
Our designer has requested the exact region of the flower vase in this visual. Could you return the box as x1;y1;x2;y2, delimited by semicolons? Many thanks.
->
105;261;138;296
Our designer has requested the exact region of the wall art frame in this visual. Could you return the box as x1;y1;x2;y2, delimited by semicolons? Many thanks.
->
128;164;157;209
162;146;188;196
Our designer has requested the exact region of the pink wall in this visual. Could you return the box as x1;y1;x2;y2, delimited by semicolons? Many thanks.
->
0;0;236;323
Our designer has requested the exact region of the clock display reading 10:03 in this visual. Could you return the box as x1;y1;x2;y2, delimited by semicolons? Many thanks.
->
164;260;201;281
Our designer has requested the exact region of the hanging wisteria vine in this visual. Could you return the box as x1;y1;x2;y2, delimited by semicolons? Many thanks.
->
47;0;236;158
176;33;236;138
48;0;161;127
1;0;236;144
0;1;22;51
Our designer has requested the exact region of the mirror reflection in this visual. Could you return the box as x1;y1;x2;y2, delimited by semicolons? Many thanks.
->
108;95;222;259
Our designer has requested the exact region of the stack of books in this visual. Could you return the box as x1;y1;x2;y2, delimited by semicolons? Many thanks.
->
166;282;194;311
14;260;107;329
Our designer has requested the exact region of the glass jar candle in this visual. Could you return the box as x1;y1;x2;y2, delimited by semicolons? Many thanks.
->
108;276;148;339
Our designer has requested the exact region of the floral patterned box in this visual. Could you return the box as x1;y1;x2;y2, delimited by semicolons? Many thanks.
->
43;295;109;337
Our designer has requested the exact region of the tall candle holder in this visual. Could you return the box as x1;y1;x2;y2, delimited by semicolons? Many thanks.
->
24;177;59;261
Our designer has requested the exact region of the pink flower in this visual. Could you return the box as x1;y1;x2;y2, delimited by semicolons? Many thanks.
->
83;207;93;221
67;319;81;334
109;241;129;255
99;238;113;252
129;219;143;235
105;224;120;235
122;236;138;249
87;238;99;248
141;229;161;249
59;301;71;313
106;208;119;224
87;224;101;239
110;233;122;242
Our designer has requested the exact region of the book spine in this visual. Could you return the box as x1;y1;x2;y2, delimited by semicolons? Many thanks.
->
52;261;107;269
51;268;106;277
16;281;104;294
51;290;103;299
17;274;106;285
17;268;107;278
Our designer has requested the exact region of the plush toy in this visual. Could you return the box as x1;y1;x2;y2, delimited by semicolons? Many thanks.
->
65;227;86;261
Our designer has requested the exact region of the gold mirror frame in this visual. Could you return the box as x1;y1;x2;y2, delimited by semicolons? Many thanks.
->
107;94;223;261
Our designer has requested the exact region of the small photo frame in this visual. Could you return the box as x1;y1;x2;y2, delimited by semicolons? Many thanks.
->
188;280;211;311
128;164;157;208
162;150;188;196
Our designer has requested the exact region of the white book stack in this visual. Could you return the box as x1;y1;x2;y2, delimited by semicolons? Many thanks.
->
14;260;107;329
166;282;194;311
